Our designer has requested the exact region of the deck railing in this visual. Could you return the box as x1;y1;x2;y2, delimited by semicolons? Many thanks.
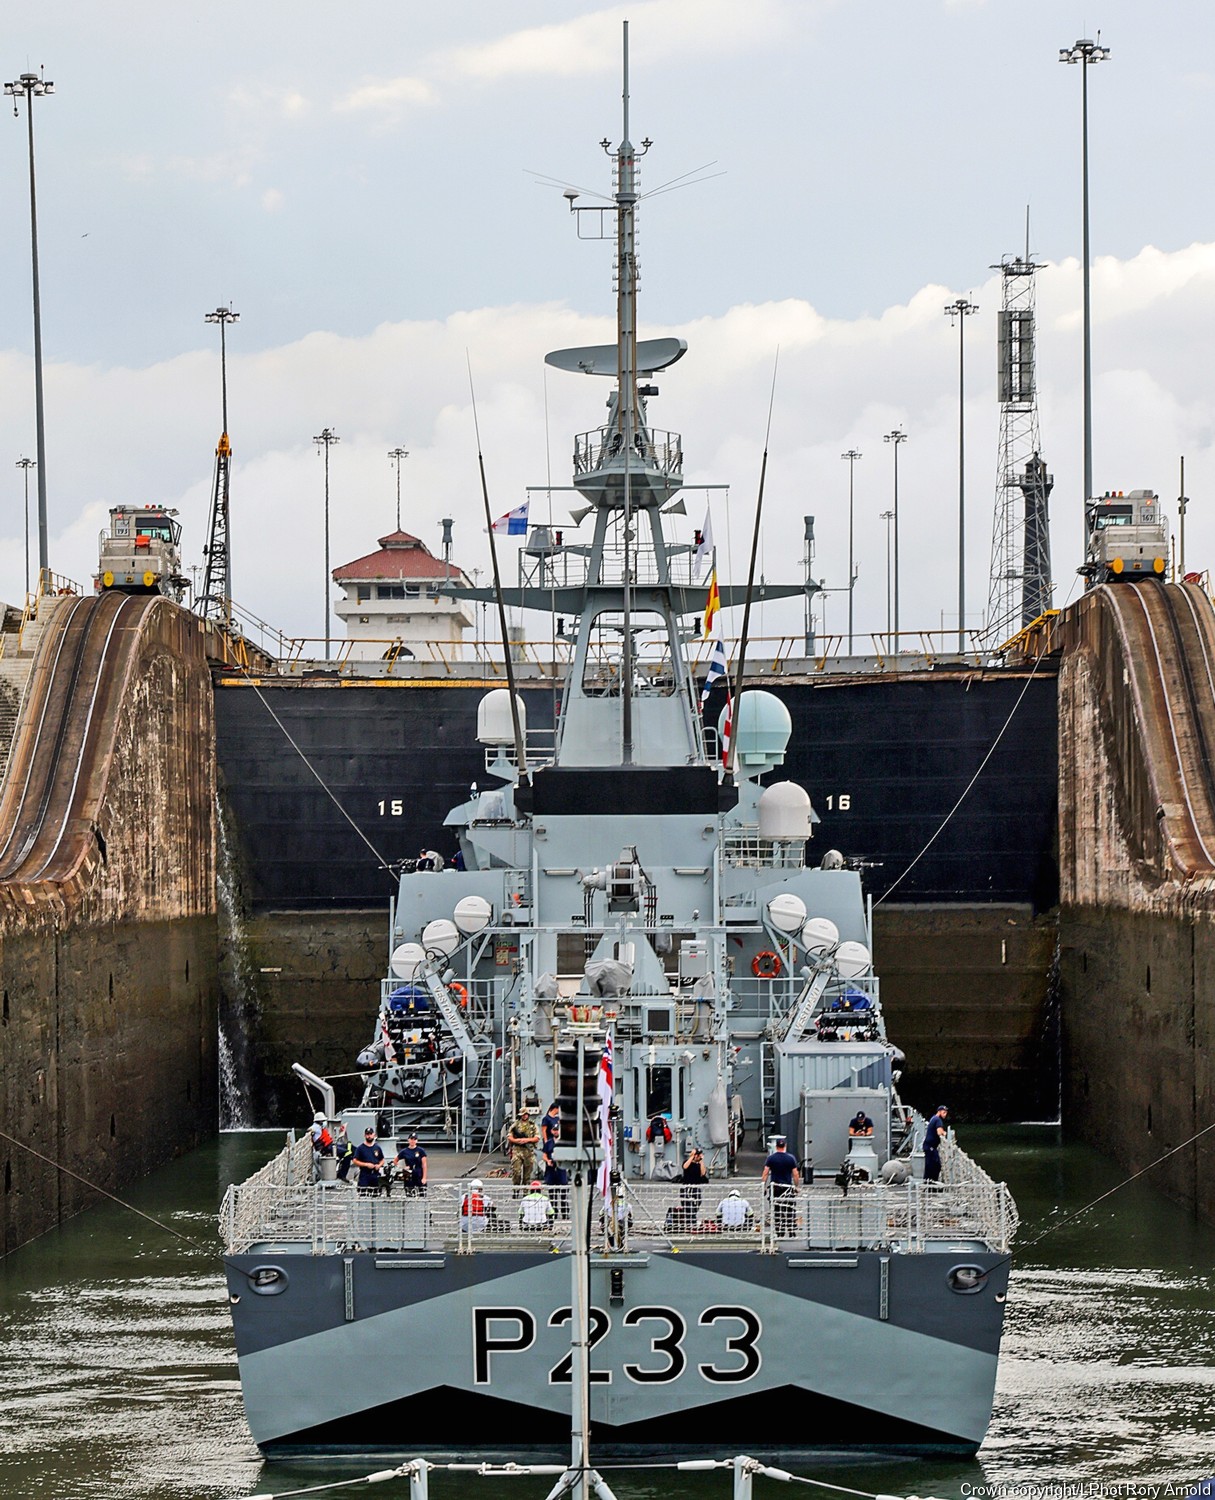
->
220;1151;1016;1256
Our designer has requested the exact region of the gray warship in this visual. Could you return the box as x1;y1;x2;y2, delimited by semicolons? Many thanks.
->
220;36;1016;1460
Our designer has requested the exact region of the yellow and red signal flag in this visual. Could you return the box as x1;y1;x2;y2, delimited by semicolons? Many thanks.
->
703;569;720;638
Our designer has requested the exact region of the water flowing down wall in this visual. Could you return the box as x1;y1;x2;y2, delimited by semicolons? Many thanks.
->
1058;583;1215;1221
0;596;217;1255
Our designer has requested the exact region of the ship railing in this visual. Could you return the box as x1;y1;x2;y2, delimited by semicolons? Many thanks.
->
572;426;683;479
484;728;557;773
721;831;806;870
219;1168;1016;1255
379;976;498;1037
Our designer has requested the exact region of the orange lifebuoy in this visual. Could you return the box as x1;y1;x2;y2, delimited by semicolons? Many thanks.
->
752;950;782;980
448;982;469;1009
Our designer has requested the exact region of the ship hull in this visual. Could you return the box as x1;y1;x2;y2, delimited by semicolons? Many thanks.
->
224;1245;1009;1457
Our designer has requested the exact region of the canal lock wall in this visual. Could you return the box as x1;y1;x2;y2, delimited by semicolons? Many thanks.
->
0;598;217;1256
1058;585;1215;1222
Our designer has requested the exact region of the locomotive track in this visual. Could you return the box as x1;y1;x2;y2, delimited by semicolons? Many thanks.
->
1110;580;1215;874
0;592;145;885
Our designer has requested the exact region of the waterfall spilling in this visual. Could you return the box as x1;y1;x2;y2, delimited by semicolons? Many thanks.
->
216;791;262;1130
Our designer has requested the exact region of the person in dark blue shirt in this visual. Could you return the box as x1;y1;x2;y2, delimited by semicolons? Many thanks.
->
848;1111;874;1137
352;1128;386;1193
922;1105;949;1183
762;1137;802;1236
540;1102;561;1151
392;1132;427;1194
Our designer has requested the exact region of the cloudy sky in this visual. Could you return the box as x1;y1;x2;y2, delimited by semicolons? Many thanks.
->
2;1;1214;649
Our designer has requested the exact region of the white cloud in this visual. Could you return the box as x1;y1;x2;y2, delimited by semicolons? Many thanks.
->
334;75;435;122
261;187;285;213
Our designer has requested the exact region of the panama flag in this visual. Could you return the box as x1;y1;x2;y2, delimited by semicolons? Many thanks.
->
597;1031;614;1197
702;568;720;638
700;633;729;705
491;501;529;535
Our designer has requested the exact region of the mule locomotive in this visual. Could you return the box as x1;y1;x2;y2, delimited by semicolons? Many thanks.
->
1083;488;1169;584
94;505;188;599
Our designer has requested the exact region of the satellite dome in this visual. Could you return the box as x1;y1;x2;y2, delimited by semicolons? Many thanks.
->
477;689;527;747
453;894;493;935
758;781;812;839
766;891;808;935
801;916;840;956
720;691;792;775
421;918;460;958
390;942;427;980
835;940;871;979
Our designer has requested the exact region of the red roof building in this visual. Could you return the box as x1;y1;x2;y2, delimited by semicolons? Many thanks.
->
332;530;473;662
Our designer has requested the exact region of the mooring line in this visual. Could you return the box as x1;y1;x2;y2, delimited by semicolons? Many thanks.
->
876;578;1080;907
0;1126;208;1252
1017;1116;1215;1252
229;658;396;882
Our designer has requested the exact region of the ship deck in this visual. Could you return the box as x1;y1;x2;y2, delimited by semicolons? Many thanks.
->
221;1135;1016;1258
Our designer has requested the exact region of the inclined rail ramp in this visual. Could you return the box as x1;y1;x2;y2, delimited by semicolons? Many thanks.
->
1098;580;1215;877
0;592;147;886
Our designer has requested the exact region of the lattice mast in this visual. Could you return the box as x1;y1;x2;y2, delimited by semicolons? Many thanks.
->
985;248;1054;643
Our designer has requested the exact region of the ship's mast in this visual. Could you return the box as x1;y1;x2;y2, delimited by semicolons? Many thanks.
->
614;21;639;763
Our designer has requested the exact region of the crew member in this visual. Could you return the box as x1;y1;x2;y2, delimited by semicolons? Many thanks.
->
540;1102;561;1152
716;1188;754;1230
680;1146;708;1223
519;1181;555;1232
351;1127;386;1193
762;1136;802;1237
393;1131;428;1194
922;1105;949;1184
508;1106;540;1186
848;1110;875;1137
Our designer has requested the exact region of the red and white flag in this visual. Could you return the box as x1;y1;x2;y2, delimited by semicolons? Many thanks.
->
720;693;733;770
598;1031;614;1197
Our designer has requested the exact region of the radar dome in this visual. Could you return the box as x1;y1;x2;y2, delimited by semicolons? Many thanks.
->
453;894;493;935
801;916;840;955
835;940;871;979
758;781;812;839
390;942;427;980
421;918;460;958
477;689;527;747
720;690;792;775
766;891;808;935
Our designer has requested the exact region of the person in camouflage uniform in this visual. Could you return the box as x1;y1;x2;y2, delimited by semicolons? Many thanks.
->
508;1106;540;1186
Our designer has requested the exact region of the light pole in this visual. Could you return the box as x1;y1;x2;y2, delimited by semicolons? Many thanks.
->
1060;36;1110;524
884;429;907;648
388;447;409;531
880;509;894;646
313;428;340;658
15;458;34;599
205;305;239;434
204;305;239;622
944;298;978;652
841;449;861;655
5;70;54;581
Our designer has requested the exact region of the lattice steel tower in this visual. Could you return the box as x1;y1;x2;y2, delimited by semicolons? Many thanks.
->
985;249;1054;643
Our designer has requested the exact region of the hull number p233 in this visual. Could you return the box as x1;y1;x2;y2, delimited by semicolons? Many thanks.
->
473;1304;762;1386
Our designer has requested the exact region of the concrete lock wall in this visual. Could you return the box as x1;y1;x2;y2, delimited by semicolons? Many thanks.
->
0;600;218;1256
1058;592;1215;1223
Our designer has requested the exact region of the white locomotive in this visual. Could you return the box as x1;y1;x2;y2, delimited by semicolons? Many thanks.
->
1083;488;1169;584
95;505;187;600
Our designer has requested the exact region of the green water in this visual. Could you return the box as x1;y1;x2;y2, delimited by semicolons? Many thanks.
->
1;1127;1213;1499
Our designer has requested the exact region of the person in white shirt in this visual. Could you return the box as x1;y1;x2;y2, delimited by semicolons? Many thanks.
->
716;1188;754;1230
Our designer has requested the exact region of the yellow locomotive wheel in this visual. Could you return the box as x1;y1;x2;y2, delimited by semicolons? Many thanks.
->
102;571;114;588
143;570;156;588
